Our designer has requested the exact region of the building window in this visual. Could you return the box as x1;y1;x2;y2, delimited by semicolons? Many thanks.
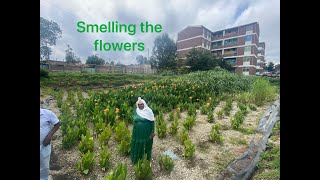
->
224;38;238;46
212;31;223;38
212;50;222;56
246;25;253;31
225;27;238;35
224;58;236;65
212;41;222;47
243;57;251;62
243;67;250;72
224;48;237;55
244;46;251;52
245;35;252;42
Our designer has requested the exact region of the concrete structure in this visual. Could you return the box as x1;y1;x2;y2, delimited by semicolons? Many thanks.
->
177;22;266;75
40;60;155;74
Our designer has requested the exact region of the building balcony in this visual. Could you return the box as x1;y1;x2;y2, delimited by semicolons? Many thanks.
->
257;59;263;64
223;52;237;57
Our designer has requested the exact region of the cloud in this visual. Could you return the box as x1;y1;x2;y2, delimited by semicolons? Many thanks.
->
40;0;279;65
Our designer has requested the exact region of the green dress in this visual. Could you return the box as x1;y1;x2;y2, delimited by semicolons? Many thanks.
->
130;111;155;164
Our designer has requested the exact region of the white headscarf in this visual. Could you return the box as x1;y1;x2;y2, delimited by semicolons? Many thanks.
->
136;97;155;121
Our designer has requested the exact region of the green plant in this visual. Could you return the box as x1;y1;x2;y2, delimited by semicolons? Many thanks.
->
134;155;152;180
251;79;277;106
223;99;233;116
183;139;195;159
238;102;247;112
217;110;224;119
98;123;112;146
95;118;106;134
105;162;127;180
158;154;174;172
117;130;131;156
99;145;111;171
176;108;181;119
168;111;174;121
183;115;196;131
40;68;49;78
77;119;88;140
61;126;79;149
187;104;197;116
248;104;257;111
156;116;167;138
78;129;94;154
114;121;127;142
76;150;95;175
200;105;208;115
231;111;245;129
209;124;223;144
169;117;179;135
178;129;190;145
207;111;214;123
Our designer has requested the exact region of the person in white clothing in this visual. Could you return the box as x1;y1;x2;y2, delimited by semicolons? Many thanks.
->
40;108;60;180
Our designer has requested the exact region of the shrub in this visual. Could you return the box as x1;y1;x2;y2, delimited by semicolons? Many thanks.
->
99;146;111;171
105;162;127;180
76;150;95;175
40;68;49;78
78;129;94;154
183;139;195;159
209;124;223;143
134;155;152;180
158;154;174;172
251;79;277;106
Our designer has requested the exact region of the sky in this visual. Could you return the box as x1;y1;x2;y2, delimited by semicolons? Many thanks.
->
40;0;280;65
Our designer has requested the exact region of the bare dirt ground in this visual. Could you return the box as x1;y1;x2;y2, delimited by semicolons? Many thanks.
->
40;90;272;180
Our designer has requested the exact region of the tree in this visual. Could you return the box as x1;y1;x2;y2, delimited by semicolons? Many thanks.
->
149;55;157;69
116;61;123;65
263;62;268;71
110;61;115;65
152;33;177;69
275;63;280;72
65;45;80;64
40;46;52;61
86;55;105;65
40;17;62;60
185;48;218;71
136;55;149;65
267;62;275;72
218;58;236;72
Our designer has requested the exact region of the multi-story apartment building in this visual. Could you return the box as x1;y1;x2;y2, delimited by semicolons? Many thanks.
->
176;22;266;75
257;42;265;74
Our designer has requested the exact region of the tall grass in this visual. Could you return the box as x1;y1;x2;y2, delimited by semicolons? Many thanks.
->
251;79;277;106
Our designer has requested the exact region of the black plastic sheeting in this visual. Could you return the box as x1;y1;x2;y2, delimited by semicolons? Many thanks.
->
216;99;280;180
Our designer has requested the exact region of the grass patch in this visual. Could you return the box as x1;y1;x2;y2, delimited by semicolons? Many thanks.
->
250;79;277;106
40;71;168;90
254;169;280;180
197;142;210;153
214;150;236;173
254;120;280;180
228;137;248;145
237;127;256;134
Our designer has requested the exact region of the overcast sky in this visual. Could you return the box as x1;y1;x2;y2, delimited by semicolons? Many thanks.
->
40;0;280;65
